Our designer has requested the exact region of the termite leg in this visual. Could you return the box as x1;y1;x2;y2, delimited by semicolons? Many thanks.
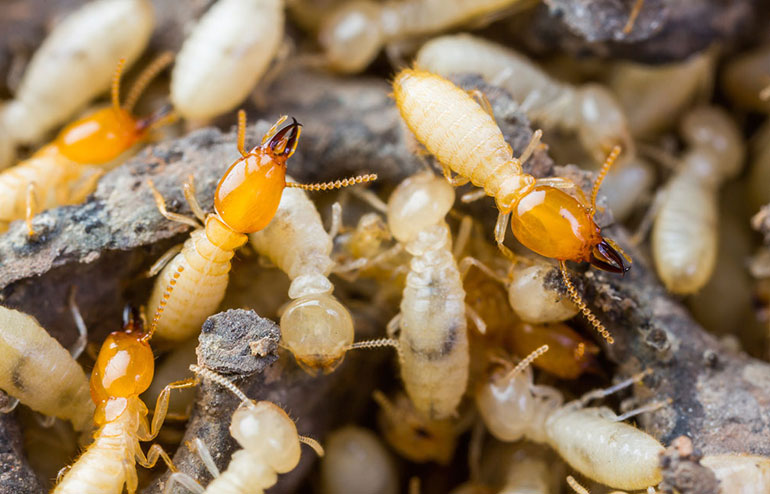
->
143;243;184;278
141;378;198;441
182;175;207;223
517;129;543;165
351;187;388;213
453;215;473;259
493;212;517;262
460;188;487;204
0;394;19;414
466;89;495;118
465;303;487;334
136;443;178;473
163;473;204;494
125;458;139;494
623;0;645;34
147;180;201;229
328;202;342;239
458;256;508;284
630;187;666;246
386;313;402;339
440;164;470;186
25;181;38;238
190;437;220;477
613;398;671;422
333;243;403;275
576;369;652;408
67;287;87;359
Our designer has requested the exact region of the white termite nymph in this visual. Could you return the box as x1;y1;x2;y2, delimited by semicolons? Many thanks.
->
1;0;154;146
651;106;745;294
166;365;324;494
476;347;665;490
171;0;284;122
249;175;355;374
0;305;92;431
320;426;399;494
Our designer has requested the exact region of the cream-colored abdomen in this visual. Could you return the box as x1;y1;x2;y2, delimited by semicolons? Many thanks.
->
0;148;63;224
147;229;240;342
205;450;276;494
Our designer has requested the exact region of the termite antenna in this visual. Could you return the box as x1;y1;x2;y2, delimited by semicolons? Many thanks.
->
590;145;621;214
503;344;549;381
286;174;378;191
347;338;402;360
566;475;590;494
237;109;248;157
143;263;185;342
622;0;645;34
298;435;325;456
559;261;614;344
111;58;126;113
189;364;253;406
123;51;175;112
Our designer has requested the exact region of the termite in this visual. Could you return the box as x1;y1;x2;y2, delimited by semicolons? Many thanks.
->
145;110;376;343
318;0;534;73
320;426;399;494
651;106;745;294
249;174;374;374
509;322;600;380
566;475;657;494
53;307;195;494
171;0;284;122
722;44;770;114
476;346;665;490
165;364;324;494
415;34;634;165
393;69;630;344
700;454;770;494
0;305;92;431
0;54;174;236
478;443;558;494
373;390;457;465
1;0;154;147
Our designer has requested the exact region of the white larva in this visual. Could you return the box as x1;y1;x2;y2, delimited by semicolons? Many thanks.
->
476;348;665;490
415;33;634;165
320;426;399;494
171;0;284;121
1;0;154;145
652;106;745;294
0;306;93;431
318;0;532;73
249;175;355;374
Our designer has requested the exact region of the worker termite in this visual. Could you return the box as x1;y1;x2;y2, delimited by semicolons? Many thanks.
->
1;0;155;147
373;390;458;465
53;307;195;494
318;0;534;73
320;426;399;494
415;34;634;165
476;346;665;490
700;454;770;494
721;44;770;114
171;0;284;122
651;106;745;294
0;305;92;431
566;475;657;494
145;110;376;343
0;54;174;236
250;175;366;374
393;69;630;344
165;364;324;494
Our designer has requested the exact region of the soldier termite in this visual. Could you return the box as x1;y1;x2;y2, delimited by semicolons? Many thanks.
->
393;69;630;344
651;106;745;294
320;426;399;494
0;305;92;431
171;0;284;122
0;54;174;236
1;0;154;149
52;308;195;494
145;110;376;343
164;364;324;494
318;0;534;73
476;346;665;490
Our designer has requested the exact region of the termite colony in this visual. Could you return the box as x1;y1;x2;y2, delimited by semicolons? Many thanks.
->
1;1;770;493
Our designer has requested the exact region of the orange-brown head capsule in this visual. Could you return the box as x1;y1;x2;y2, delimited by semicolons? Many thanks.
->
510;322;600;380
214;118;301;233
511;186;628;273
90;307;154;424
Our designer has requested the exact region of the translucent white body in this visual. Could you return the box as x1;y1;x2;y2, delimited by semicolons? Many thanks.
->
1;0;154;144
171;0;284;121
249;176;353;373
320;426;399;494
476;367;664;490
601;157;655;221
53;398;148;494
701;454;770;494
415;34;633;164
508;263;579;323
388;173;469;419
652;106;745;294
0;306;93;431
146;220;247;342
319;0;529;73
0;144;112;232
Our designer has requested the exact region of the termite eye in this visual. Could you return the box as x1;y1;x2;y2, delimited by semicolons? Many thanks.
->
267;118;302;158
589;239;629;274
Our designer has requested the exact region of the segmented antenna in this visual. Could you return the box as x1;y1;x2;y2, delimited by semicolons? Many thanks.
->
503;344;549;381
590;145;621;213
566;476;590;494
143;264;184;342
237;109;247;157
189;364;252;405
559;262;614;344
111;58;126;112
286;174;378;191
123;51;174;112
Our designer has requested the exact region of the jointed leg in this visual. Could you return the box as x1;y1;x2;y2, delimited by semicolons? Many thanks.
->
147;180;201;229
164;473;204;494
453;215;473;259
141;378;197;441
189;437;220;477
441;164;470;187
576;369;652;408
467;89;495;118
493;212;517;262
124;459;139;494
458;256;506;284
144;243;184;278
182;175;207;223
460;188;487;204
67;287;88;360
136;443;177;472
517;129;543;165
465;304;487;334
328;202;342;239
69;170;105;205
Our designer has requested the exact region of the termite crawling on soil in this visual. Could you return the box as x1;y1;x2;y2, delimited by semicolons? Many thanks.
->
145;110;376;343
393;69;630;344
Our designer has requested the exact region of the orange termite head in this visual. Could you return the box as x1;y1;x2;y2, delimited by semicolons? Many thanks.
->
214;116;302;234
90;305;154;424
